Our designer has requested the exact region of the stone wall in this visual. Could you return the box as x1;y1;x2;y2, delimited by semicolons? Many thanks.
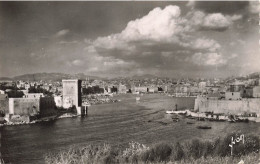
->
195;96;260;115
9;98;40;116
0;100;8;114
172;97;196;110
39;97;56;117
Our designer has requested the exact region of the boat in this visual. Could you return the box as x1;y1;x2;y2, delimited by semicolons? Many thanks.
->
186;122;194;124
172;117;179;122
136;97;140;101
166;110;174;114
166;110;186;115
197;126;211;129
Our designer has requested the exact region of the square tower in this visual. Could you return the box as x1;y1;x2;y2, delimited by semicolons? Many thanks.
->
62;79;82;109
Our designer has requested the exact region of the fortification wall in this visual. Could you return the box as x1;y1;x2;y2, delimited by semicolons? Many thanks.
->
195;97;260;115
172;97;196;110
39;97;56;117
0;100;8;114
9;98;40;116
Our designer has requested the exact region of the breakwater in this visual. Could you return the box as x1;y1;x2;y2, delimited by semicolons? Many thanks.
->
195;97;260;115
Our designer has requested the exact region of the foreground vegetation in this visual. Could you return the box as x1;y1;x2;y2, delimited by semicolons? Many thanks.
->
45;133;260;164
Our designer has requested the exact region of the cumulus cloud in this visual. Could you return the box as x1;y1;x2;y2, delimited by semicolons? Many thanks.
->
120;5;189;42
202;13;232;31
82;5;237;75
187;11;241;31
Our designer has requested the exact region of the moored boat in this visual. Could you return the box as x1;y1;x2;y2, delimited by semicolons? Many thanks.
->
197;125;211;129
166;110;174;114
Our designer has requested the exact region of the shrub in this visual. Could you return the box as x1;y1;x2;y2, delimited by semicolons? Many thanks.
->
140;142;172;162
183;139;205;159
214;133;260;157
171;142;184;161
44;133;260;164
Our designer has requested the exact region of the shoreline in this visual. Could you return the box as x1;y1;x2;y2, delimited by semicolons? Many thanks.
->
0;112;79;127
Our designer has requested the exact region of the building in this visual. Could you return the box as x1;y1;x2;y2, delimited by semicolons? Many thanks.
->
207;92;222;100
253;86;260;98
23;93;44;99
62;79;82;114
230;84;245;92
243;87;253;98
118;84;127;94
199;82;207;89
24;83;30;90
134;86;148;93
225;92;242;100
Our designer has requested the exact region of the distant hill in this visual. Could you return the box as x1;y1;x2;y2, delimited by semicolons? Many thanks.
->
0;77;13;81
1;73;103;81
131;74;166;80
248;72;260;79
132;74;157;80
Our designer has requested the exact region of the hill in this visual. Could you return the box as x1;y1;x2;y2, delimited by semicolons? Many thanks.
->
2;73;103;81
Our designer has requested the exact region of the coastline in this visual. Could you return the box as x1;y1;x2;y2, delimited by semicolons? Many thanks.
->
0;113;79;127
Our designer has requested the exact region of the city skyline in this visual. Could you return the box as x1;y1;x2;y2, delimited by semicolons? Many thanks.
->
0;1;259;78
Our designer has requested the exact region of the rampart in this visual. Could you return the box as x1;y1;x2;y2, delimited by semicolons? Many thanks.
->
172;97;196;110
195;96;260;115
9;98;40;116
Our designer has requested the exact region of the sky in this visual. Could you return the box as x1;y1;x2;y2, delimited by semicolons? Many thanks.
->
0;1;259;78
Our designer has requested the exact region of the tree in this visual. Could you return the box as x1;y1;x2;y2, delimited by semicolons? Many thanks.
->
7;90;24;98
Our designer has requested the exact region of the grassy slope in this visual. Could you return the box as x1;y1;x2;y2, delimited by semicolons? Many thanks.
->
45;133;260;164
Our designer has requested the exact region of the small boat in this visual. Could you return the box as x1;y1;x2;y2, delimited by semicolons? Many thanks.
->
197;126;211;129
136;97;140;101
187;122;194;124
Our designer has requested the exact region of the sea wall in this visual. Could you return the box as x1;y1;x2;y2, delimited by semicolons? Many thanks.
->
172;97;196;110
195;97;260;115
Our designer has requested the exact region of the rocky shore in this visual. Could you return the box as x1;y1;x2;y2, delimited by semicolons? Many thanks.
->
0;113;78;127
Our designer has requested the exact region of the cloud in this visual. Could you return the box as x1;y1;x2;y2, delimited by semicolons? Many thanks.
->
58;40;78;44
81;5;239;76
187;1;249;15
192;38;221;52
72;59;84;66
202;13;232;31
189;52;226;66
249;1;260;14
187;11;241;31
55;29;70;37
120;5;188;42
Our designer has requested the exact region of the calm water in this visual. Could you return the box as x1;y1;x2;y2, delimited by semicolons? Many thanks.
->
1;94;260;164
